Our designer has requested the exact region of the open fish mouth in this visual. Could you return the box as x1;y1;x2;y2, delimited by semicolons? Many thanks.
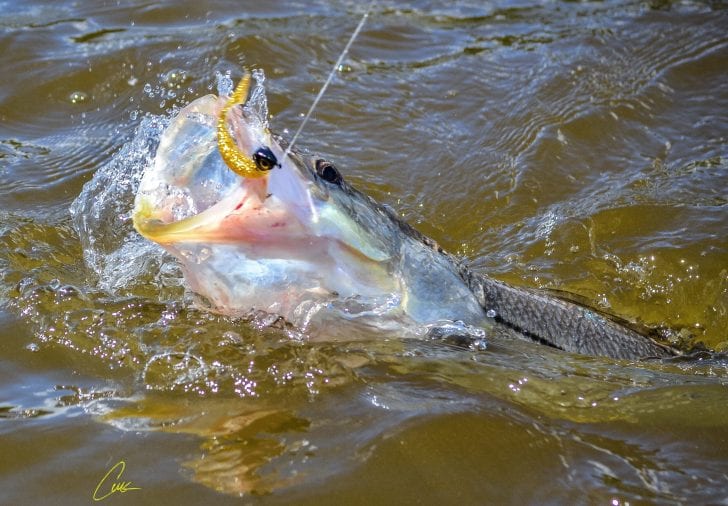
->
134;73;310;247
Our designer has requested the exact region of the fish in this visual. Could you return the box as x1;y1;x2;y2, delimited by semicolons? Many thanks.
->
133;71;675;360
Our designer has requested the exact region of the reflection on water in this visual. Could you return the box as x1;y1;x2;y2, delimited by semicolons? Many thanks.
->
1;0;727;504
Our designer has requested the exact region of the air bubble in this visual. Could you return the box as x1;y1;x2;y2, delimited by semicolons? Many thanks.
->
486;309;497;318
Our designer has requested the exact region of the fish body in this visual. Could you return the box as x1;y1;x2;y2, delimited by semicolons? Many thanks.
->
133;72;673;358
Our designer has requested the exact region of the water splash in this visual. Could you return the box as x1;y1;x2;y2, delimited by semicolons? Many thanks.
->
70;113;171;292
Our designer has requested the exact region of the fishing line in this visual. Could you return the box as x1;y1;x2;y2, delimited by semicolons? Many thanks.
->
282;0;374;162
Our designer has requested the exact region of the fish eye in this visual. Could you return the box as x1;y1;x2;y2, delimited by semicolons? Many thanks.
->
253;147;279;171
315;159;342;185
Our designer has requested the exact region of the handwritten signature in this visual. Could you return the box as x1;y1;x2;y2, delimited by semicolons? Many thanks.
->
92;460;142;501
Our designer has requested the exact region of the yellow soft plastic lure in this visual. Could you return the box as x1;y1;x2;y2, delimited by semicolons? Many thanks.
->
217;73;267;179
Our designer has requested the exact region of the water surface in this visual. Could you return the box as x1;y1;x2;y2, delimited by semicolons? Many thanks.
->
1;0;727;504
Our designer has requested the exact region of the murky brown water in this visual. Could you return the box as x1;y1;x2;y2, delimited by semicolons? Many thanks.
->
1;1;727;504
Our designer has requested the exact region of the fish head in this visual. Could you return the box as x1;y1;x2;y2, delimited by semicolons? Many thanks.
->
132;72;403;326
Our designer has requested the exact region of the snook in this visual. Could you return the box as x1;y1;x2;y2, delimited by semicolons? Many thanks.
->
133;72;674;360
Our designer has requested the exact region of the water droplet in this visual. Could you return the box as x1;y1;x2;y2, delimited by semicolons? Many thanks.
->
486;309;497;318
162;68;189;88
215;71;233;97
127;76;138;86
68;91;88;104
220;330;242;345
470;338;488;351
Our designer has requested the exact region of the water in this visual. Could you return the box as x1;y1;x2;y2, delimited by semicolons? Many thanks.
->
1;1;727;504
